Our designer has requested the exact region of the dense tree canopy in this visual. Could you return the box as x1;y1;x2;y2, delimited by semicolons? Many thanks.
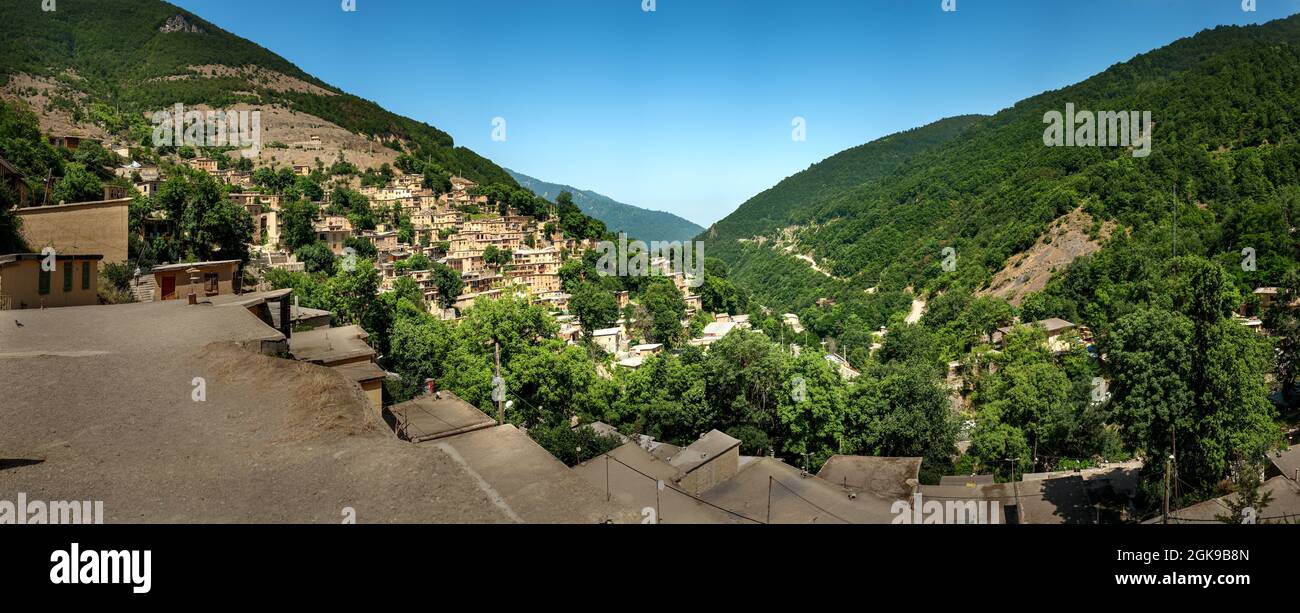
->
132;166;254;264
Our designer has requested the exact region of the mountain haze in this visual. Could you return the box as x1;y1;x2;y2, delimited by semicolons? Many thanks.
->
507;168;704;242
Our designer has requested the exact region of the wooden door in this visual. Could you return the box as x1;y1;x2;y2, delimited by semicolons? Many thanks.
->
161;275;176;300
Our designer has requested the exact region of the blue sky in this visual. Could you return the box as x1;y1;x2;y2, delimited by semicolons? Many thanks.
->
171;0;1300;227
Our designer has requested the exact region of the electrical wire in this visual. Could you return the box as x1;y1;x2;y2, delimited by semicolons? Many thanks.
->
603;452;765;524
767;475;855;524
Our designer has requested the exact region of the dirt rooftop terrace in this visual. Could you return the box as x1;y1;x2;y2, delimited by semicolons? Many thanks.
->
0;301;632;523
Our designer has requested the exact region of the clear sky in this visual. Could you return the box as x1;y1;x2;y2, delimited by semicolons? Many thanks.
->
170;0;1300;227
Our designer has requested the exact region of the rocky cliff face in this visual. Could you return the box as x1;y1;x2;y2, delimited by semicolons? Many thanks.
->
159;14;205;34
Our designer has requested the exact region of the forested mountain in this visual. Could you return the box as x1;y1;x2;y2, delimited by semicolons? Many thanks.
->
507;168;704;242
0;0;516;185
708;114;985;242
693;15;1300;503
2;0;1295;508
705;16;1300;324
703;114;985;315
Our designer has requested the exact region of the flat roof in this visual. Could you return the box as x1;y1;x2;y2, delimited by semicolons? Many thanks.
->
0;253;104;265
642;439;682;463
817;455;921;498
151;259;242;273
939;474;996;487
16;197;133;212
389;393;497;443
702;457;899;523
288;324;375;365
701;321;736;337
1269;444;1300;480
577;422;629;444
1012;476;1094;524
1157;477;1300;524
919;477;1096;524
668;430;741;474
0;301;631;523
207;288;292;309
574;443;748;524
617;356;643;368
998;318;1076;335
581;442;681;483
1039;317;1076;332
332;361;388;384
290;305;333;320
432;424;637;523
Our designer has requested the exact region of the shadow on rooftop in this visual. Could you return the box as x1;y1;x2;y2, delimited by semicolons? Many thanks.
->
0;458;45;471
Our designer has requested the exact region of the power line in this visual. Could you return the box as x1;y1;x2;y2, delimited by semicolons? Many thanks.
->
767;475;855;524
1165;513;1300;523
603;453;765;524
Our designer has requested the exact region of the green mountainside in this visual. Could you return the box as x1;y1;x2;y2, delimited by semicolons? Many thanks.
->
704;114;985;313
708;114;985;242
692;16;1300;496
705;16;1300;325
0;0;515;185
506;168;704;242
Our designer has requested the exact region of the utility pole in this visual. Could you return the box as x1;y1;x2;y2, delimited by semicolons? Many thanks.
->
1171;428;1180;501
494;340;503;425
1032;437;1038;474
766;476;773;524
1170;451;1180;524
655;479;662;525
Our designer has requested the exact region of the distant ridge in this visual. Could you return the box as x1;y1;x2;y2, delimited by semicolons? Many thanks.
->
506;168;704;242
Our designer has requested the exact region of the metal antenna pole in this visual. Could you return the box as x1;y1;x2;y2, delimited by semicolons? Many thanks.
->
494;341;503;425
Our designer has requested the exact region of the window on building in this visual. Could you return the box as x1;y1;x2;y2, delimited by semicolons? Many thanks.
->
204;273;219;296
82;262;91;290
38;267;50;295
63;262;73;292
